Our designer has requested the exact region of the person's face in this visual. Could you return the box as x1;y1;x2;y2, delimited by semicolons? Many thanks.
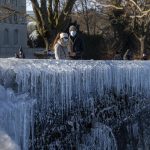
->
70;30;77;37
61;37;68;44
63;37;68;42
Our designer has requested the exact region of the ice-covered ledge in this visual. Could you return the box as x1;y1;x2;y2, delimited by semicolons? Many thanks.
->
0;129;20;150
1;58;150;116
0;58;150;95
1;58;150;149
1;58;150;110
0;85;36;150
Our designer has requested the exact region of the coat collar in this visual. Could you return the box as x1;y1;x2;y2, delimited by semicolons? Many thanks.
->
58;39;68;47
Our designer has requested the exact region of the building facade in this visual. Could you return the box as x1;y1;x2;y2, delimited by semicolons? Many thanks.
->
0;0;27;57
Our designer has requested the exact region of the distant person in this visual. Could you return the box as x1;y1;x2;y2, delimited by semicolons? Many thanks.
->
15;53;19;58
142;53;148;60
68;25;85;59
15;46;25;59
18;46;25;58
53;33;69;60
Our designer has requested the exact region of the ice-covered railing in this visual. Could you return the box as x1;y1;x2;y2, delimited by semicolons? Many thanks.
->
0;85;36;150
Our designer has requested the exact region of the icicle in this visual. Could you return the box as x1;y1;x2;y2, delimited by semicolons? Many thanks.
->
0;85;36;150
78;123;117;150
1;59;150;149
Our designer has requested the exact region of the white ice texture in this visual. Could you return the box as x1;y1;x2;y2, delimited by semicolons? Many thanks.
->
0;59;150;149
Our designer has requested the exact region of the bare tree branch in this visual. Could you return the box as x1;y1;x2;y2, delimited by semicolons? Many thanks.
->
127;0;142;13
0;5;36;21
96;4;123;10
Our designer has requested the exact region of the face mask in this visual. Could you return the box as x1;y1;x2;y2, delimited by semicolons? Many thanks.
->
63;38;68;42
70;31;76;37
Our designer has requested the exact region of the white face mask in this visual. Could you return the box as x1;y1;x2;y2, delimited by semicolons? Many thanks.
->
63;37;68;43
63;38;68;42
70;31;76;37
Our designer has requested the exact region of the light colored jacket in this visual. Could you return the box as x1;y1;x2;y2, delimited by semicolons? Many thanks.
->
54;40;68;60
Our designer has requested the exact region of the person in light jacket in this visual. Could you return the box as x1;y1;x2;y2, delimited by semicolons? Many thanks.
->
53;33;69;60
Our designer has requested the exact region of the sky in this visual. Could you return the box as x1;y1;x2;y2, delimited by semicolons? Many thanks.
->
26;2;33;11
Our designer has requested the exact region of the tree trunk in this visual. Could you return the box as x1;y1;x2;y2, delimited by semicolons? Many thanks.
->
139;36;145;59
43;37;50;51
134;35;145;59
85;19;90;35
30;0;77;50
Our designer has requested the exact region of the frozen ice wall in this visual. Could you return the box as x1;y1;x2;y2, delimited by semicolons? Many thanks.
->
0;85;36;150
0;59;150;149
0;129;21;150
1;59;149;108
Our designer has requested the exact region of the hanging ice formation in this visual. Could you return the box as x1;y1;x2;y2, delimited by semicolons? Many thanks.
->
0;85;36;150
0;58;150;149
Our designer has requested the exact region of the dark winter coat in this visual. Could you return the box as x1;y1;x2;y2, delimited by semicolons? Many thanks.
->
68;34;85;59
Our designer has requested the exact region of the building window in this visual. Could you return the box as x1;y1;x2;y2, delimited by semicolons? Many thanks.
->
14;29;19;45
3;29;9;45
8;16;12;24
14;14;18;23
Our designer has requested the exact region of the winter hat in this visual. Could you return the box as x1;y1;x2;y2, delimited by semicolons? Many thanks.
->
60;33;68;39
69;25;77;32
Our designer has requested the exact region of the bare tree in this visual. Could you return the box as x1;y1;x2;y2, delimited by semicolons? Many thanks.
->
0;4;16;21
29;0;77;51
95;0;150;59
0;2;35;22
80;0;91;35
73;0;109;35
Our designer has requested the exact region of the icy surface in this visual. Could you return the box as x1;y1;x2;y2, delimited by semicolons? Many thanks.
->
78;123;117;150
1;59;150;105
0;59;150;149
0;85;36;150
0;129;20;150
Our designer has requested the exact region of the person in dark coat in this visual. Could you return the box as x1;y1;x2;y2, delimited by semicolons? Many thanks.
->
18;46;25;58
142;53;148;60
15;53;19;58
68;25;85;59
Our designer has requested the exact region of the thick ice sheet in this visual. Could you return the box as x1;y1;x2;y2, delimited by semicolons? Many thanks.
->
0;58;150;149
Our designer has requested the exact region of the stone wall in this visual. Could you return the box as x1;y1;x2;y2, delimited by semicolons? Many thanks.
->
0;47;44;59
0;23;27;48
0;0;27;52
